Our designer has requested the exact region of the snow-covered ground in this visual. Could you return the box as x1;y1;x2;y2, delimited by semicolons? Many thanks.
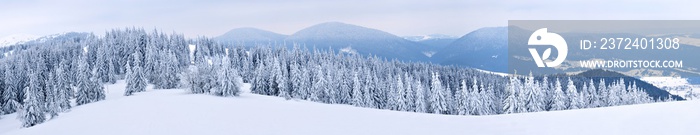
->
0;34;38;47
1;80;698;135
641;77;699;100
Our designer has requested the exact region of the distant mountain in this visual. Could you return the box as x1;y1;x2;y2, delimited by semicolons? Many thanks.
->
432;27;508;72
0;34;38;47
572;69;684;100
285;22;429;62
214;27;287;46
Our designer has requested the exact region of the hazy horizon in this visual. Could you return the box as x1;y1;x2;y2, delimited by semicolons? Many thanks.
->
2;0;700;38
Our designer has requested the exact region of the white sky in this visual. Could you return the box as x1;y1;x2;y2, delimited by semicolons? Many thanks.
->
1;0;699;38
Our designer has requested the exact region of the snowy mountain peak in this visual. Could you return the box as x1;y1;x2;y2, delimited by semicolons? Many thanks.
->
0;34;39;47
214;27;287;44
289;22;401;40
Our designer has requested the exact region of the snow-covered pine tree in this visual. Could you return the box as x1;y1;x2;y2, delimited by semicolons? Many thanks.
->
363;70;376;108
456;80;469;115
395;76;407;111
125;52;148;96
310;65;326;102
2;64;20;114
271;57;290;99
581;82;590;108
429;72;448;114
598;79;608;107
290;62;308;100
94;41;116;84
566;77;580;109
607;79;623;106
20;71;46;127
250;60;268;95
414;79;427;113
551;78;567;111
586;79;598;108
351;71;363;107
158;51;180;89
524;72;543;112
76;55;93;106
503;72;518;114
218;57;242;97
469;78;486;115
403;73;416;112
337;70;352;104
45;72;60;118
55;60;72;111
89;68;107;102
541;76;552;111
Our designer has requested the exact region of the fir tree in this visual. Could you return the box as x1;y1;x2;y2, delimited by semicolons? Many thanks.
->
551;78;567;111
20;72;46;127
566;77;580;109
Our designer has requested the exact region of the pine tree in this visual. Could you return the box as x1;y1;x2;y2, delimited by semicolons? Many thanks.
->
414;79;427;113
394;76;407;111
469;78;485;115
310;65;326;102
55;60;72;111
503;73;518;114
290;62;308;100
125;52;148;96
76;55;93;106
362;70;375;108
566;77;580;109
587;79;598;108
551;78;567;111
456;80;469;115
598;79;608;107
2;64;20;114
158;51;180;89
89;68;107;102
351;71;363;107
20;72;46;127
429;72;448;114
403;73;416;112
45;72;61;118
271;57;289;99
218;57;242;97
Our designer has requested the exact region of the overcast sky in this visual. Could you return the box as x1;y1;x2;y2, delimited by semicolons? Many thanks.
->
1;0;699;38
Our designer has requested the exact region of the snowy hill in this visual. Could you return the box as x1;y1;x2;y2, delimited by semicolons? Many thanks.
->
1;80;698;135
284;22;429;62
213;27;287;46
0;34;38;47
641;77;699;100
432;27;508;72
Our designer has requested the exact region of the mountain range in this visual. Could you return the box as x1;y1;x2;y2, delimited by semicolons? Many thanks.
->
214;22;700;79
214;22;503;67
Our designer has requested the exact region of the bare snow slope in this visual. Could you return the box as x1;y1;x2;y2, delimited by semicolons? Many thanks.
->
0;34;38;47
1;80;699;135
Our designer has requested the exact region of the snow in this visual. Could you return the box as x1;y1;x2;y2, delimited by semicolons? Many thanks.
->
641;77;699;99
1;80;698;135
0;34;38;47
476;68;509;77
339;46;357;54
188;44;196;63
422;51;435;57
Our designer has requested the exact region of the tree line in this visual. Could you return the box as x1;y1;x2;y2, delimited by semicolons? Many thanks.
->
0;28;673;128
